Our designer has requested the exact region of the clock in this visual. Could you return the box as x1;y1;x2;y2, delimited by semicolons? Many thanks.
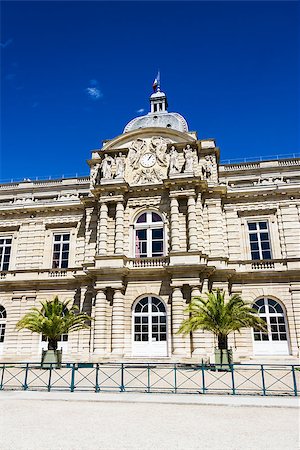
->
140;153;156;168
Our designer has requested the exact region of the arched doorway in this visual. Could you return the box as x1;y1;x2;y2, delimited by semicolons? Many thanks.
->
252;298;290;355
132;296;168;357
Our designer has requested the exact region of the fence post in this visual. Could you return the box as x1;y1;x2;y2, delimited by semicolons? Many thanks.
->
174;364;177;394
230;364;236;395
95;363;100;393
261;364;266;396
120;363;125;392
291;365;298;397
147;364;151;393
0;364;5;390
70;363;76;392
23;363;29;391
47;364;52;392
201;363;206;394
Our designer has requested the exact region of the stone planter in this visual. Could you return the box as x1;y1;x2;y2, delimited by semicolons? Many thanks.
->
214;348;233;370
41;349;62;369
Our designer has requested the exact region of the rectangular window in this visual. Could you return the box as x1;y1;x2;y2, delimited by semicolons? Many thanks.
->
248;221;272;260
0;237;12;271
52;233;70;269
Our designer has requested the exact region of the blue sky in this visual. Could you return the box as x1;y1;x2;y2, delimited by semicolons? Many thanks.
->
1;1;299;182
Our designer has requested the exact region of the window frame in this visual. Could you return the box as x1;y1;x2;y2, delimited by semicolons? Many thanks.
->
0;236;12;271
52;232;71;269
247;220;272;260
133;211;165;258
252;297;289;345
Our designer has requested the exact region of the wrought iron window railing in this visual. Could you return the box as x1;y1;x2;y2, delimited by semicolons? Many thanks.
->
0;362;298;396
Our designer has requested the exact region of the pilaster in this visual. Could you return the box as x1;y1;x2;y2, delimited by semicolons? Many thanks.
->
98;202;108;256
93;289;107;355
187;194;198;251
111;288;125;356
115;200;125;254
170;196;180;252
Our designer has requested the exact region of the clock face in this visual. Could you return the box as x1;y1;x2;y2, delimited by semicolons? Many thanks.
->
140;153;156;168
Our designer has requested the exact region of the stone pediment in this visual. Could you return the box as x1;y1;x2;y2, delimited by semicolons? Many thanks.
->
102;127;197;151
89;129;218;189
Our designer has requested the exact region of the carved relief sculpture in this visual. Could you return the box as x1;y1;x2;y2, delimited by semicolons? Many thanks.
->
150;136;168;167
115;153;126;179
169;146;180;175
128;139;147;169
90;163;100;188
183;144;195;173
101;154;114;179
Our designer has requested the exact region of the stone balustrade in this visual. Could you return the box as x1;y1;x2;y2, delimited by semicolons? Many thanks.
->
127;257;169;269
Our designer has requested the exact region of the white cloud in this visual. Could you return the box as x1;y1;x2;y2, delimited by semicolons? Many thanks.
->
137;108;145;113
0;38;13;48
86;87;103;100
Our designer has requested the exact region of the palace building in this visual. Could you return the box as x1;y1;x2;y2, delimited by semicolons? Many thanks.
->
0;85;299;363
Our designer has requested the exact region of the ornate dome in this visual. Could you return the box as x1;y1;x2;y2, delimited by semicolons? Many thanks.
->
123;87;189;133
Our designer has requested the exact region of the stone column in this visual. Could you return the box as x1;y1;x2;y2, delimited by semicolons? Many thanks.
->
115;201;124;254
111;288;125;356
98;202;108;255
187;194;198;251
170;196;180;251
172;287;186;355
290;285;300;356
190;286;204;355
93;289;107;355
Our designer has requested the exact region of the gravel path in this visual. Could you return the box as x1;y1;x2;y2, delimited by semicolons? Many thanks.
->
0;396;299;450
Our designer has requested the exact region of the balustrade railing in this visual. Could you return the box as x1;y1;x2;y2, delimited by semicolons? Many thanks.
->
0;362;298;396
127;257;169;268
251;261;275;270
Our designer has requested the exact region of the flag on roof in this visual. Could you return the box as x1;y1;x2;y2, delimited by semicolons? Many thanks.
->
152;71;160;92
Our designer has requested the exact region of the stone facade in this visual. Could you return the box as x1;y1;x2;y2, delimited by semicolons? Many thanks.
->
0;88;299;363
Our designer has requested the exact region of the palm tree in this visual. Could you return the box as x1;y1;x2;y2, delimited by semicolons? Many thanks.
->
16;296;92;351
178;289;267;351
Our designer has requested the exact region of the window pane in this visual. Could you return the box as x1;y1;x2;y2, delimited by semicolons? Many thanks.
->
152;228;163;239
262;251;271;259
248;223;257;231
272;334;279;341
250;242;259;251
251;251;260;260
137;213;147;223
142;317;148;324
249;234;258;242
142;334;148;341
280;333;287;341
152;316;158;323
61;260;68;268
54;235;61;241
136;229;147;240
152;213;162;222
260;233;269;241
62;243;69;251
63;234;70;241
160;333;167;341
259;222;267;230
261;241;270;250
152;241;163;254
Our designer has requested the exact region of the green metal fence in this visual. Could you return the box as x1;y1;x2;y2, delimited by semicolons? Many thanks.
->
0;362;298;396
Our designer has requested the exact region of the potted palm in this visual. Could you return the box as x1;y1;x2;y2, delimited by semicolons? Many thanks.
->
16;296;92;368
178;289;267;367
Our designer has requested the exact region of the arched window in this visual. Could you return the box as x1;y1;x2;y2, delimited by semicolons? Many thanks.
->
0;305;6;344
252;298;289;355
134;211;164;258
132;296;168;356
